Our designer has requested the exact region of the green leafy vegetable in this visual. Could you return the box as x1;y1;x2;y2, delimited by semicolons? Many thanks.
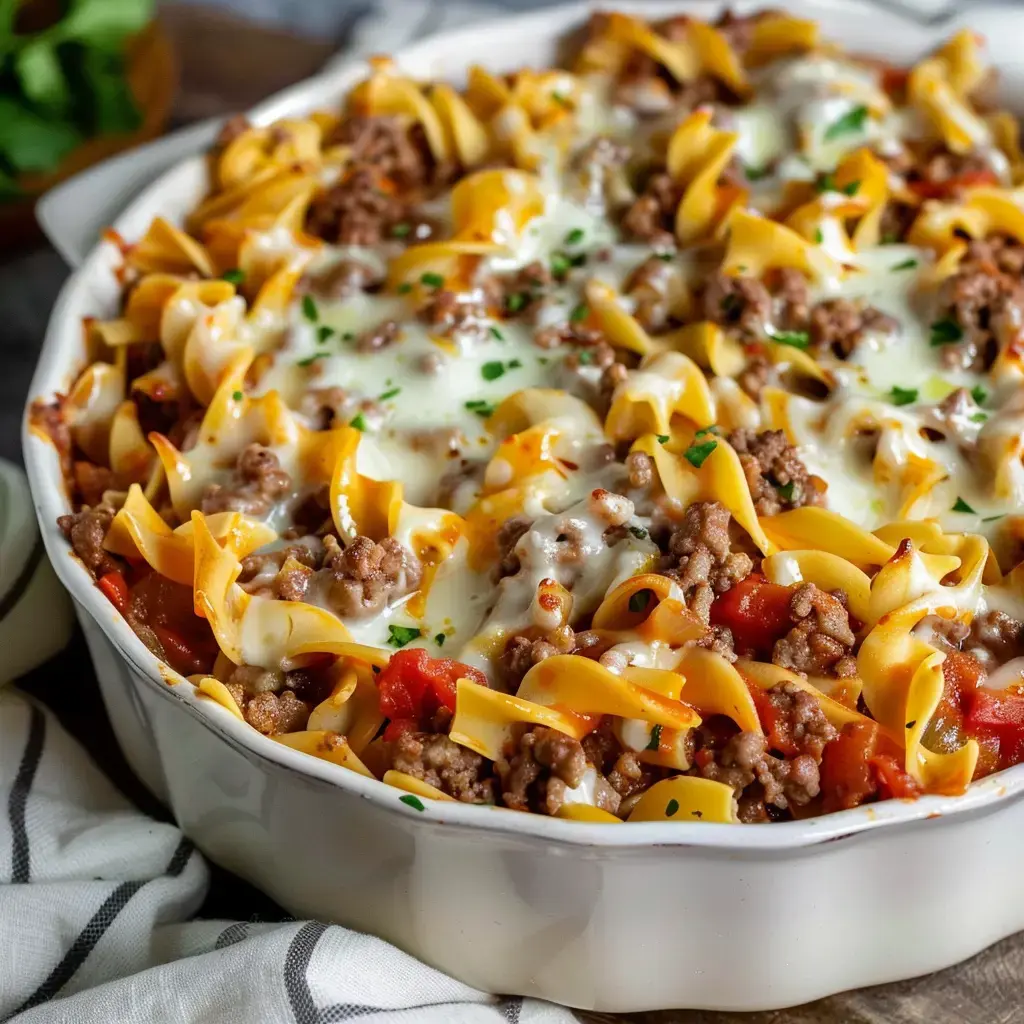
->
420;271;444;289
628;525;648;540
665;798;680;818
683;439;717;468
971;385;988;406
399;794;426;811
952;496;976;514
465;399;496;418
349;413;367;432
489;326;504;342
645;724;662;751
301;295;318;322
316;325;334;343
387;625;422;648
379;387;401;401
824;104;869;141
656;434;669;445
890;386;918;406
775;481;796;502
481;361;506;381
891;259;918;272
434;632;446;647
231;390;243;402
221;268;245;285
930;318;962;346
564;227;585;246
569;302;588;323
771;330;810;350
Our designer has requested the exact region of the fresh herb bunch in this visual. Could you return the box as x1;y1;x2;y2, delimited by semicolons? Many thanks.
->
0;0;153;198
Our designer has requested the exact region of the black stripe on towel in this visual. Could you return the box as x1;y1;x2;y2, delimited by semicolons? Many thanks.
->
0;538;44;625
7;702;45;884
285;921;328;1023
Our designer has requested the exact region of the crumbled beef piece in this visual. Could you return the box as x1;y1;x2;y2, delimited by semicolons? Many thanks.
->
215;114;250;150
488;261;553;322
621;172;680;248
773;268;810;331
625;450;654;489
297;387;384;431
736;355;776;402
496;517;530;578
965;610;1024;671
662;501;753;623
243;690;311;735
610;51;675;116
728;428;823;515
201;444;292;518
57;505;122;579
333;115;434;188
703;272;772;337
758;681;838;760
879;199;918;245
535;322;606;354
574;136;631;172
772;584;857;677
319;535;422;619
571;136;633;215
581;719;668;801
917;148;997;194
74;462;114;508
419;289;489;342
305;169;407;245
501;624;577;690
238;541;324;599
625;255;675;333
390;731;494;803
498;726;619;815
965;234;1024;276
356;319;401;352
299;259;383;300
809;299;899;358
405;426;464;459
694;623;738;663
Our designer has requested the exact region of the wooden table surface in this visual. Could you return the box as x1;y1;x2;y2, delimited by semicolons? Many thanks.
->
5;6;1024;1020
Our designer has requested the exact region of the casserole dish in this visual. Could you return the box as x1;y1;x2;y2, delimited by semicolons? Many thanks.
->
24;0;1024;1011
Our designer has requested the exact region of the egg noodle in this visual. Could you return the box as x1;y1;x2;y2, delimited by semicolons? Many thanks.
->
33;10;1024;824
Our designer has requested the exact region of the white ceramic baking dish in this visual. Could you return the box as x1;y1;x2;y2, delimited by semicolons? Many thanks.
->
24;0;1024;1011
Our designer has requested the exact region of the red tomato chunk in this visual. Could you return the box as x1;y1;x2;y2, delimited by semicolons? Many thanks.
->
378;648;487;734
710;575;792;655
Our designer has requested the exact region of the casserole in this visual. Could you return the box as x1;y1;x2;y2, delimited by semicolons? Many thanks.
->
24;0;1024;1010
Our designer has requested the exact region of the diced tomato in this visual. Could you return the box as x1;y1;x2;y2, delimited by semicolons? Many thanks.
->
819;720;880;813
152;624;206;676
750;685;799;757
907;170;1000;200
97;571;129;614
377;648;488;725
382;717;420;743
710;575;793;655
880;65;910;97
869;754;922;800
965;688;1024;770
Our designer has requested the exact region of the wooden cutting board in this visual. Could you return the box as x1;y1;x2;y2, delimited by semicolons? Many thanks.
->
43;5;1024;1020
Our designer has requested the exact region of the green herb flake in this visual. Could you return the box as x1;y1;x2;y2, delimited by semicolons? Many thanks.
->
391;222;412;238
684;439;718;468
465;399;496;418
930;317;963;346
379;387;401;401
221;268;245;285
508;358;522;369
387;625;422;648
420;271;445;289
984;514;1005;523
577;349;594;365
628;590;652;614
628;525;648;540
771;330;811;350
665;798;680;818
316;325;334;343
342;331;355;342
841;179;861;196
399;794;426;811
569;302;589;324
775;480;796;502
550;252;572;277
814;228;824;244
952;496;976;514
971;385;988;406
506;291;528;314
891;258;918;272
232;390;243;402
301;295;318;322
890;386;918;406
970;412;988;423
349;413;368;432
565;227;585;246
656;434;670;445
481;361;506;381
551;91;570;108
656;251;674;262
489;326;505;342
434;632;446;647
815;173;835;194
397;282;413;295
645;724;663;751
695;424;720;438
881;232;899;245
744;163;770;181
297;353;328;367
824;104;869;141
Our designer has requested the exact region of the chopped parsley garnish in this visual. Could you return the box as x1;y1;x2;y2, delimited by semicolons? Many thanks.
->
881;232;899;245
569;302;589;323
399;794;426;811
892;258;918;271
645;724;663;751
387;625;422;648
970;412;988;423
465;399;496;418
744;162;770;181
815;173;835;194
984;514;1005;523
695;424;720;438
930;317;963;346
221;268;245;285
656;251;674;262
420;271;445;289
628;525;648;540
506;291;528;314
656;434;670;445
665;798;680;818
297;352;328;367
720;292;743;318
824;104;869;141
628;590;652;614
684;439;717;468
771;330;811;350
379;387;401;401
550;252;572;277
391;222;412;238
342;331;354;342
841;179;861;196
890;386;918;406
232;390;243;402
565;227;585;246
775;480;796;502
551;91;570;107
301;295;318;322
434;632;446;647
481;361;506;381
397;282;413;295
316;325;334;343
814;228;824;244
952;496;976;514
489;326;505;342
349;413;367;432
577;349;594;365
971;385;988;406
508;358;522;369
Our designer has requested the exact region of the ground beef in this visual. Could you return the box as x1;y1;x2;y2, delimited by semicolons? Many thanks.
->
935;235;1024;372
571;135;632;213
580;719;668;803
924;609;1024;672
73;461;114;508
305;168;407;245
772;584;857;677
390;731;495;803
662;501;754;623
485;260;554;322
241;690;311;735
625;255;676;332
625;450;654;490
201;444;292;518
333;115;434;189
917;148;997;195
496;516;531;578
299;259;383;300
702;272;772;337
419;289;489;342
736;355;778;402
809;299;899;358
318;535;422;619
621;172;680;248
297;387;385;431
757;681;838;760
728;428;824;515
497;726;620;815
238;540;325;599
57;505;122;579
501;624;577;690
356;319;401;352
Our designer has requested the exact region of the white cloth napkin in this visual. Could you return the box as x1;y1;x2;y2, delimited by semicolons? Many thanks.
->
0;459;575;1023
